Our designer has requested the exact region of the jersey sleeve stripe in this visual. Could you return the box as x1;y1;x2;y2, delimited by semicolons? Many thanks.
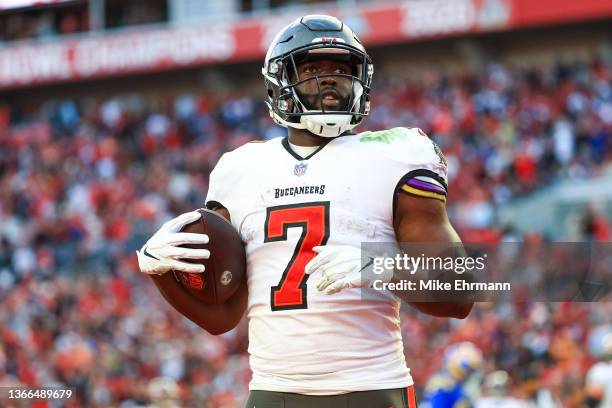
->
393;169;449;218
401;184;447;202
405;169;448;191
406;178;447;195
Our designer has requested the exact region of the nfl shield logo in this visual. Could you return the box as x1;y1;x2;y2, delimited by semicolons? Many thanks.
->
294;162;308;176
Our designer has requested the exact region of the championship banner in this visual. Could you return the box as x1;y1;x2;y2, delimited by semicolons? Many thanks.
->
1;0;611;89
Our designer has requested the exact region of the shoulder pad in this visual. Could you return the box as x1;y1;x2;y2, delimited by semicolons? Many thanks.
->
360;127;447;171
358;127;420;144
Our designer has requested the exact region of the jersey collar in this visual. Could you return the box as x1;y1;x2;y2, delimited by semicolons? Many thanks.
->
281;137;332;161
281;132;355;161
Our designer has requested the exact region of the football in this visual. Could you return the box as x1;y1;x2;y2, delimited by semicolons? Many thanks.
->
173;209;246;305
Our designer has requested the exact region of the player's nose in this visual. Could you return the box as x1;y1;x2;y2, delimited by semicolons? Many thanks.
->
320;74;337;87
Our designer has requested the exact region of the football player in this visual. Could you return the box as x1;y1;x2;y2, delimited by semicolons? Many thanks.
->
137;15;473;407
423;342;483;408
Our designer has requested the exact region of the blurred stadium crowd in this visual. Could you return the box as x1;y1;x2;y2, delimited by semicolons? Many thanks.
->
0;54;611;406
0;0;168;42
0;0;326;42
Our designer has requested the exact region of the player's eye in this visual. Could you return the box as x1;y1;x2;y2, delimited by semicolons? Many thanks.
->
334;68;347;74
303;65;317;74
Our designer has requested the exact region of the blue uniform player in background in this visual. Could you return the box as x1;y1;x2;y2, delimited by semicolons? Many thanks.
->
422;342;483;408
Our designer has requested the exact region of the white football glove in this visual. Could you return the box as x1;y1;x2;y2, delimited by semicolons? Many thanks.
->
136;211;210;276
305;245;392;295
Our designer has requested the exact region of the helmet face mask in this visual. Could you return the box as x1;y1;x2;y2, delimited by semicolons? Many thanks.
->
292;74;353;113
262;15;373;138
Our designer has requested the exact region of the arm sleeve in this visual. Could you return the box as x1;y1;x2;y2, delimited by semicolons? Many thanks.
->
391;127;449;203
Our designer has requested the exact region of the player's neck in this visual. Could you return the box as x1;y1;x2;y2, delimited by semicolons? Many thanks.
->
288;128;328;147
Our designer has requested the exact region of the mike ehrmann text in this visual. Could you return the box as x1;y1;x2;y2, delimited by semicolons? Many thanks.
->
373;279;511;291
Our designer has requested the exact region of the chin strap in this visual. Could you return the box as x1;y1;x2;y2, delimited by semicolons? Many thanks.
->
300;113;353;138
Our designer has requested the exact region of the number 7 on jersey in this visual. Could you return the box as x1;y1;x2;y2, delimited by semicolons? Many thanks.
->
264;202;330;311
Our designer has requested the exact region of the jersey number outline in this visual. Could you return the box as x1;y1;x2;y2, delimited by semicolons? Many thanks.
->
264;202;330;311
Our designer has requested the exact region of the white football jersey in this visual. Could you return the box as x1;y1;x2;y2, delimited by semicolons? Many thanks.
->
206;127;448;395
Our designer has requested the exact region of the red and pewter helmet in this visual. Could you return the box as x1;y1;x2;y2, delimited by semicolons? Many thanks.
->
262;15;373;138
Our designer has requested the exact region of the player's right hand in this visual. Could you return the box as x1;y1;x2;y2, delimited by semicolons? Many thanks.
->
136;211;210;276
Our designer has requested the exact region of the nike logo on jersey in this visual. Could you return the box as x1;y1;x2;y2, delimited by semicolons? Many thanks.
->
274;184;326;199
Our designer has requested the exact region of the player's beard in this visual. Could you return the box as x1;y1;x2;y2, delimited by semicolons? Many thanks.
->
298;91;351;111
295;79;352;112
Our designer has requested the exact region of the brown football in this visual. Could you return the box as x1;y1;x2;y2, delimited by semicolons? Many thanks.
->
173;209;245;305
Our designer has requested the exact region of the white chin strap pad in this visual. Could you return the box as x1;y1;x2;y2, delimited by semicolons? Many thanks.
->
300;114;354;138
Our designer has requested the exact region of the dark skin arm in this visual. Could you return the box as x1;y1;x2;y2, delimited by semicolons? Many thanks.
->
393;193;473;319
149;208;249;335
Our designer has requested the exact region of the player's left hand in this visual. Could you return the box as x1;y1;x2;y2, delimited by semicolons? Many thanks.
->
304;245;372;295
